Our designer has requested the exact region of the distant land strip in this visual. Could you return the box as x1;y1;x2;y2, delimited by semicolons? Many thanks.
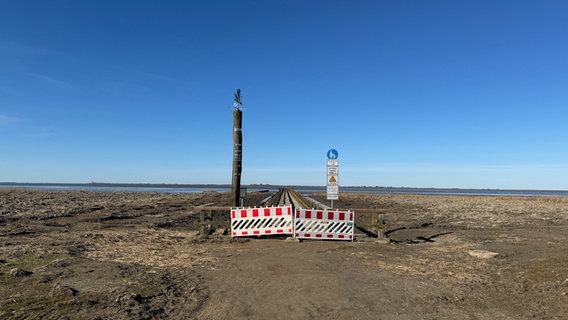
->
0;182;566;193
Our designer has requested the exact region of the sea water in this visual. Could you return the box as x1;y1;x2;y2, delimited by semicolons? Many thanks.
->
1;184;567;198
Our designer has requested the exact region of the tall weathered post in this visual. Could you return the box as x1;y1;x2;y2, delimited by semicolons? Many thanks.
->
231;89;243;207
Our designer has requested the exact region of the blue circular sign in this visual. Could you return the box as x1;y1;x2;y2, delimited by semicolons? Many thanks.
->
327;149;339;160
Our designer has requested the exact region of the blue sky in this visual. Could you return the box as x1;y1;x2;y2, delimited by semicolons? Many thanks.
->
1;0;567;189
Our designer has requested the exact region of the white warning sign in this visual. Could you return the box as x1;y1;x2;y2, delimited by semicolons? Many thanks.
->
326;151;339;200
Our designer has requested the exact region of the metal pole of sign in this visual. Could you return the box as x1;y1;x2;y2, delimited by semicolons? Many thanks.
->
292;208;297;239
351;210;355;242
331;200;334;209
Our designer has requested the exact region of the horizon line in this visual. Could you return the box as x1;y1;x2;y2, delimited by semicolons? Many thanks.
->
1;182;567;192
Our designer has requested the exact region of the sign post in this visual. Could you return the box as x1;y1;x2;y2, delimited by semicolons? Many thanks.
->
326;149;339;208
231;90;243;207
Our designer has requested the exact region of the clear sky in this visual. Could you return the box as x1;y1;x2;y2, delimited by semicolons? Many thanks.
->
1;0;567;190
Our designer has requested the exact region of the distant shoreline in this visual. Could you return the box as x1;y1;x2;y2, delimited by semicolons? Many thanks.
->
0;182;233;189
0;182;566;193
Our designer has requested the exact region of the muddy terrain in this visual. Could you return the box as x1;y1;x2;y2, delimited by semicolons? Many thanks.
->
1;189;567;319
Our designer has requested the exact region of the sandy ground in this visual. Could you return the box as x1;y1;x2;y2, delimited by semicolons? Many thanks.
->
1;189;567;319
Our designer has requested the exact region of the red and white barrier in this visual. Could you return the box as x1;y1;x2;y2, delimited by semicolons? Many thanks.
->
295;209;354;241
231;206;293;237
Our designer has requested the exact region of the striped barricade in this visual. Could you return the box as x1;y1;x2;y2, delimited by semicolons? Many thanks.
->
295;209;354;241
231;206;294;237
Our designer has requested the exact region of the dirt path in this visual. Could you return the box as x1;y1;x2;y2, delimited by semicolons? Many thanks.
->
195;226;568;320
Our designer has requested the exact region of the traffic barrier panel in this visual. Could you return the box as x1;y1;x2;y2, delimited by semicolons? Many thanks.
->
231;206;293;237
295;209;354;241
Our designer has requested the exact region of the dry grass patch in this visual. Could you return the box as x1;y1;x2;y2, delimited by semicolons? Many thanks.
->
85;229;217;269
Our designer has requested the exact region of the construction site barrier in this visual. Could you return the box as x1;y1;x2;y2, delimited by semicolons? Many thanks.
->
231;206;293;237
295;209;354;241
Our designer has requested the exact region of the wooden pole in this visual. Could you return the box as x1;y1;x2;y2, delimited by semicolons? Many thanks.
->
231;108;242;207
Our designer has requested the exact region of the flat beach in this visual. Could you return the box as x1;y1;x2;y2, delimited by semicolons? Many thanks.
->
1;190;567;319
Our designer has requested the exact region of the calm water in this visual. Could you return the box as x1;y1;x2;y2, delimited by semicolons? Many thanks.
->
1;184;567;198
0;184;229;194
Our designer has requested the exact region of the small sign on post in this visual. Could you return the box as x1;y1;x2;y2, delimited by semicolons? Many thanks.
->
239;188;247;207
326;149;339;207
